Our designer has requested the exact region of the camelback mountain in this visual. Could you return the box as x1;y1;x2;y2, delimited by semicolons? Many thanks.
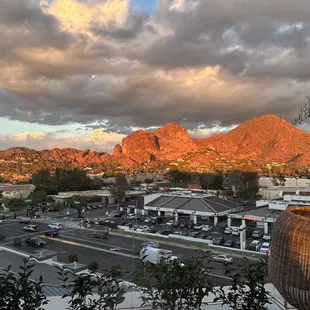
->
1;114;310;167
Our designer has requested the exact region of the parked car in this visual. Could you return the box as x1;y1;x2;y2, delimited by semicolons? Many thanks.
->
211;254;233;264
213;237;225;246
23;225;38;232
48;223;62;230
124;223;133;228
201;225;212;232
260;242;270;254
206;235;215;243
234;240;241;249
127;213;136;219
223;239;235;247
179;222;188;228
148;228;157;234
160;229;174;236
224;227;233;235
25;237;45;248
171;221;179;227
144;217;152;223
246;229;252;238
263;234;272;242
248;240;261;252
92;231;109;239
194;224;204;230
198;232;208;239
166;220;175;227
44;230;59;237
252;230;264;239
231;228;240;236
191;231;201;238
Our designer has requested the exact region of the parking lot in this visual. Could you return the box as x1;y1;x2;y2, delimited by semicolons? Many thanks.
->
95;213;270;253
0;218;259;286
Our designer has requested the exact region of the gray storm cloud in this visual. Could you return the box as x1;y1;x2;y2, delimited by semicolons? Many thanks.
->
0;0;309;132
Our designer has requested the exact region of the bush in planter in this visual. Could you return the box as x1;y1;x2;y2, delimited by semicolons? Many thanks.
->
88;261;99;272
13;238;22;248
68;254;79;263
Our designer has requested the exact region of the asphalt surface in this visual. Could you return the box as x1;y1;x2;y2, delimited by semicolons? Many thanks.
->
0;218;259;287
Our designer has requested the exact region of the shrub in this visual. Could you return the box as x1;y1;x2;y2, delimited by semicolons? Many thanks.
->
68;254;78;263
0;235;5;241
88;261;99;272
13;238;22;248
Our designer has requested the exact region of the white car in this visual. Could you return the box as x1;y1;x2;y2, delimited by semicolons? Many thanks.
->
23;225;38;232
260;242;270;254
224;227;233;235
211;254;233;264
166;220;175;227
249;240;261;252
263;234;272;242
194;224;204;230
202;225;212;232
127;213;136;219
144;217;152;223
231;228;240;236
48;223;62;230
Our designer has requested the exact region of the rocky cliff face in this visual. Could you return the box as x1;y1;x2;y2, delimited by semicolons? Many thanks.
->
1;114;310;168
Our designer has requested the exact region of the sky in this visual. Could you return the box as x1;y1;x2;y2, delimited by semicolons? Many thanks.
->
1;0;310;153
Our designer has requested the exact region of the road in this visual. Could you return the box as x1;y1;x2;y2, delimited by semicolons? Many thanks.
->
0;219;255;286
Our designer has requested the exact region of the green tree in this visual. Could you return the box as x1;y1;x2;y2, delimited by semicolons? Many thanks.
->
54;168;93;192
109;174;129;205
30;189;47;204
214;258;271;310
134;251;213;310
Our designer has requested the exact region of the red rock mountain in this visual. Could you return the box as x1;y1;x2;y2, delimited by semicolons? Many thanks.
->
1;115;310;168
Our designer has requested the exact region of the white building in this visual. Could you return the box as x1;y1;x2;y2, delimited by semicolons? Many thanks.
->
0;183;35;199
259;186;310;200
259;177;310;188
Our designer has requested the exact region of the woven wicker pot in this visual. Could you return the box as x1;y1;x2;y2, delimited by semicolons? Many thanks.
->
269;206;310;310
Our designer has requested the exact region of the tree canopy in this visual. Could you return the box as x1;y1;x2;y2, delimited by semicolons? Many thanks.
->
109;174;129;203
32;168;93;195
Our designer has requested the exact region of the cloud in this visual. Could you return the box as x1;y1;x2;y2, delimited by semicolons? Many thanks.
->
0;129;125;153
1;0;310;140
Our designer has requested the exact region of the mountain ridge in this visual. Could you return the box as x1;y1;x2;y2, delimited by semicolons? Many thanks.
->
1;114;310;168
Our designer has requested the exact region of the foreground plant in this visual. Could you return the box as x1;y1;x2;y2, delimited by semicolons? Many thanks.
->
134;250;213;310
57;265;126;310
214;258;271;310
0;258;48;310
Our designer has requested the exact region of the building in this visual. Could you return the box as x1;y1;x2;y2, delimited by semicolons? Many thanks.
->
0;183;35;199
128;193;242;226
259;177;310;188
259;186;310;200
53;189;146;205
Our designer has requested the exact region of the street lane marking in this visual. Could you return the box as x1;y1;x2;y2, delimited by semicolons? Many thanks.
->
40;235;137;259
60;234;133;252
40;235;81;246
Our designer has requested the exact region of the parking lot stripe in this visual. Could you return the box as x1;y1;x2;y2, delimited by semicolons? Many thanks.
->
40;235;81;246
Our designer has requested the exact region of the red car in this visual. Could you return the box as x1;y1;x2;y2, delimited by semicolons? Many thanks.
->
92;231;109;239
